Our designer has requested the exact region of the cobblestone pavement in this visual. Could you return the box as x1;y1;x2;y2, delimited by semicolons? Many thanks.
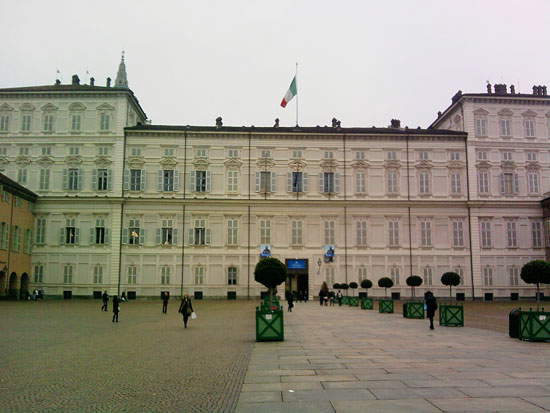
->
0;299;258;412
237;300;550;412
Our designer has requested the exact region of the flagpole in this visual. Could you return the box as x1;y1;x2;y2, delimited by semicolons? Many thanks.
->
295;62;299;127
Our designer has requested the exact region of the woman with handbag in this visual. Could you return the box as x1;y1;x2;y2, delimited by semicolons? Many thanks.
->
178;294;194;328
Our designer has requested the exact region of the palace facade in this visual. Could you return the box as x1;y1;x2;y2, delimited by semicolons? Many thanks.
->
0;60;548;299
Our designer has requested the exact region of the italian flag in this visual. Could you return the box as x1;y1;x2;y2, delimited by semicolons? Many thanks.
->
280;76;297;108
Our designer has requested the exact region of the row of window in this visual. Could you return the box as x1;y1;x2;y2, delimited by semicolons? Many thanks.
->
482;266;523;286
0;222;32;253
476;150;542;162
0;113;112;133
38;216;544;249
474;116;550;138
17;168;113;191
476;170;541;195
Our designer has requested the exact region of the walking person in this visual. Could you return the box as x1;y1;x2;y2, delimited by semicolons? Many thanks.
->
112;295;120;323
178;294;194;328
425;291;438;330
336;290;343;306
287;291;294;312
101;291;109;312
162;291;169;314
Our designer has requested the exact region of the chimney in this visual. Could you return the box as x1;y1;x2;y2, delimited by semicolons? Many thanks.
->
71;74;80;85
90;77;95;86
390;119;401;128
106;77;111;87
486;83;492;94
510;85;515;94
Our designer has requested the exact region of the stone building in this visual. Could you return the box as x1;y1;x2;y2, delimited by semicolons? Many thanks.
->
0;58;547;299
0;173;37;298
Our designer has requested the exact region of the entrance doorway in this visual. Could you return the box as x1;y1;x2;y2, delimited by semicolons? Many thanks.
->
20;273;29;300
285;259;308;300
8;272;17;299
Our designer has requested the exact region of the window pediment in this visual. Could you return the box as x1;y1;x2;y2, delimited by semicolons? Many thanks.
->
384;160;401;168
65;155;82;166
473;108;489;116
95;156;112;167
351;159;369;169
19;103;35;111
498;108;513;116
476;161;491;168
41;103;58;112
15;156;31;166
69;102;87;111
320;159;337;169
0;103;14;112
96;103;115;111
192;158;209;169
415;160;432;169
37;156;54;167
447;160;465;169
257;158;275;169
160;157;177;167
288;159;307;171
224;158;243;168
522;110;537;118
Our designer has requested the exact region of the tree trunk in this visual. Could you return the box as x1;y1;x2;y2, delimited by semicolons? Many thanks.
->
537;282;540;311
449;286;452;302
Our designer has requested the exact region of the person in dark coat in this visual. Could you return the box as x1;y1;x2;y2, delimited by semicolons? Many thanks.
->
287;291;294;312
178;294;194;328
425;291;438;330
162;291;169;314
336;290;343;306
101;291;109;312
112;295;120;323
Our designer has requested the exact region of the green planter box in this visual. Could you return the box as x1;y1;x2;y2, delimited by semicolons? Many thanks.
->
361;298;373;310
519;310;550;341
379;299;394;313
439;304;464;327
341;296;349;305
256;308;284;342
404;302;425;319
348;297;359;307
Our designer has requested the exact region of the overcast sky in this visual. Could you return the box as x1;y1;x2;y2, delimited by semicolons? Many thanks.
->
1;0;549;129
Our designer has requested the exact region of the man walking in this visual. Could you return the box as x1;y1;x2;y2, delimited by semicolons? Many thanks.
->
162;291;169;314
425;291;438;330
101;291;109;312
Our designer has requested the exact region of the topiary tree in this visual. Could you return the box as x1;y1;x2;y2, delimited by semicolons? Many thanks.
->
378;277;393;298
349;282;358;296
254;257;287;307
521;260;550;309
360;279;372;297
441;272;461;300
406;275;423;298
340;283;349;296
333;283;341;290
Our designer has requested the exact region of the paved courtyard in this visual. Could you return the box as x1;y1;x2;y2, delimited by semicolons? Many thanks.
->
3;298;550;412
237;300;550;413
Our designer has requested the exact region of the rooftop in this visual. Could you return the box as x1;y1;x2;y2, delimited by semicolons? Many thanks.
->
0;173;38;203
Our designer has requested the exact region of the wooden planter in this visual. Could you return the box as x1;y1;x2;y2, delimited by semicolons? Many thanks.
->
403;302;425;319
439;304;464;327
348;297;359;307
519;310;550;341
361;298;373;310
256;307;284;342
379;299;394;313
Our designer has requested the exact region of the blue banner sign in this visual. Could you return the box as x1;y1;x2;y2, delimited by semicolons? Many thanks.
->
287;259;307;270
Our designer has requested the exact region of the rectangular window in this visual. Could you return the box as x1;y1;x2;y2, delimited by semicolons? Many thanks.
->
419;171;430;194
19;147;29;156
500;119;511;136
128;219;141;245
325;267;335;285
131;147;141;157
324;221;335;245
532;221;543;248
65;218;78;245
292;150;303;159
193;219;207;245
0;115;9;132
161;219;173;245
21;114;31;131
358;266;367;282
34;264;44;283
477;151;488;160
527;172;540;193
423;267;433;286
260;171;272;192
194;266;204;285
227;170;238;192
0;147;7;156
195;171;207;192
12;225;20;251
93;218;106;245
527;151;537;161
261;150;271;158
228;149;239;158
509;266;519;286
100;113;110;130
69;146;80;156
0;222;8;249
356;221;367;246
98;146;109;156
387;170;398;193
43;115;54;132
228;267;238;285
290;171;303;192
475;118;487;137
502;151;512;161
391;267;400;285
17;168;27;184
324;151;334;159
93;265;103;284
420;220;432;247
478;170;489;194
260;220;271;244
322;172;335;193
290;220;302;245
450;151;460;161
164;148;175;157
388;220;399;247
419;151;429;161
41;146;51;156
507;221;517;248
68;168;80;190
163;170;174;192
36;218;46;245
480;221;492;248
387;151;397;160
356;171;366;193
195;148;207;158
24;229;32;254
355;151;365;160
483;267;493;286
127;266;137;284
71;114;81;131
161;266;170;285
227;219;238;245
501;173;517;195
524;119;535;137
453;221;464;247
451;173;461;194
63;264;73;284
130;169;143;191
96;169;109;191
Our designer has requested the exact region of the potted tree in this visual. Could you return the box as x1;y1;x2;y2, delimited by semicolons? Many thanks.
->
404;275;424;319
348;282;359;306
516;260;550;341
254;257;287;341
360;279;373;309
378;277;394;313
439;272;463;327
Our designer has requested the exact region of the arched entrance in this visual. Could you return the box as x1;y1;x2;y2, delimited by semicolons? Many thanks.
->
8;272;18;300
20;273;29;300
0;271;5;297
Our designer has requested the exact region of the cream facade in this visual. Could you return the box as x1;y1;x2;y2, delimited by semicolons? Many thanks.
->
0;71;548;299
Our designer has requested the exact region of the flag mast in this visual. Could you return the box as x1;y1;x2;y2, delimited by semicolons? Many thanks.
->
295;62;299;127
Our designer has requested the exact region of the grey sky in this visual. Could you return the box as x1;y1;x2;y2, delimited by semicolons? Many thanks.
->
1;0;549;129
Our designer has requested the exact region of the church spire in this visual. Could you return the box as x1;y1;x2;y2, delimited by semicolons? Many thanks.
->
115;51;128;88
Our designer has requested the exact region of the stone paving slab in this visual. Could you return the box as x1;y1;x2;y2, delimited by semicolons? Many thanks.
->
237;301;550;412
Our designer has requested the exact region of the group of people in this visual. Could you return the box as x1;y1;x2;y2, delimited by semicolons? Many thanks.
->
100;291;195;328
